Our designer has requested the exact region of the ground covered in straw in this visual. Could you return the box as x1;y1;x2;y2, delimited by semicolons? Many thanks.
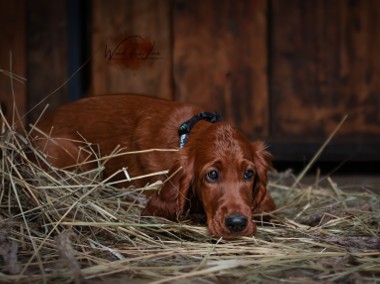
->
1;119;380;283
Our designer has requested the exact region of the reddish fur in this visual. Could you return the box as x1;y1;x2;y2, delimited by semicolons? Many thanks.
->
31;94;275;239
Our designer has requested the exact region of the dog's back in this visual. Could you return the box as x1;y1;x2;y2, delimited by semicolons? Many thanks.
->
31;94;202;184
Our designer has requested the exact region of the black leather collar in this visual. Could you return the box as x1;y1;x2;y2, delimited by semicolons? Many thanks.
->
178;112;222;148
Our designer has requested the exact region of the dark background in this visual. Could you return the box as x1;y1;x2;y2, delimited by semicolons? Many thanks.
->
0;0;379;175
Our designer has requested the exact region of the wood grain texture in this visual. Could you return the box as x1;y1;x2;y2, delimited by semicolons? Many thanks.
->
26;0;69;124
270;0;380;142
0;0;26;127
91;0;173;99
174;0;268;138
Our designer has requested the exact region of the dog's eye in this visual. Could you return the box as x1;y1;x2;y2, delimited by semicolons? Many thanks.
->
244;170;254;181
206;170;219;183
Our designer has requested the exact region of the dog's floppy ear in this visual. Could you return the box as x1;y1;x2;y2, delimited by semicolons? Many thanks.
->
142;149;194;220
251;141;276;214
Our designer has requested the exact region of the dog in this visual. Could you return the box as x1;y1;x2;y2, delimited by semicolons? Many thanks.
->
31;94;275;239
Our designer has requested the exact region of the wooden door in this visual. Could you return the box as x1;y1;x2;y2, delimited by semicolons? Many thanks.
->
88;0;380;161
271;0;380;141
6;1;380;161
269;0;380;160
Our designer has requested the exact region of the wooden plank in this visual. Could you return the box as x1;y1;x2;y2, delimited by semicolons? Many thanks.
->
0;0;26;127
91;0;173;99
26;0;69;124
173;0;269;138
270;0;380;143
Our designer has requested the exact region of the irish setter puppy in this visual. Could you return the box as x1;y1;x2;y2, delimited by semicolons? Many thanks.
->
31;94;275;239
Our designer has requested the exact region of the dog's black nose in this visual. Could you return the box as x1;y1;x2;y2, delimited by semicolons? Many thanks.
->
225;213;248;233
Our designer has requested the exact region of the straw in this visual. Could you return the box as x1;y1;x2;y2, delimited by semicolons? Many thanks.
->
1;108;379;283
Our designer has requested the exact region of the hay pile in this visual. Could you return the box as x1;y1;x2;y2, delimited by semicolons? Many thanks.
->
1;112;380;284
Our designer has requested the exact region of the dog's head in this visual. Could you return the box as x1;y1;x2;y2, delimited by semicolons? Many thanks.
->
142;122;273;239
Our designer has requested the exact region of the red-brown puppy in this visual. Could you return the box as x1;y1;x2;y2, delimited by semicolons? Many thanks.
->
31;94;275;239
